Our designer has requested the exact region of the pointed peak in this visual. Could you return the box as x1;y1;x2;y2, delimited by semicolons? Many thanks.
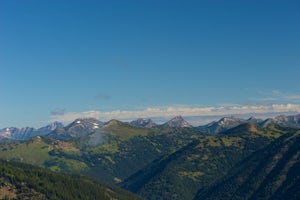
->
164;116;192;128
65;118;104;132
103;119;124;127
108;119;122;123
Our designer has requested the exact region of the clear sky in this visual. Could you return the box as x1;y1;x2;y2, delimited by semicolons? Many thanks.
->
1;0;300;127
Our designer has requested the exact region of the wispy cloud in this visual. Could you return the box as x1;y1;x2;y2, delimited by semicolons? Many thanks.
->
95;93;111;100
50;104;300;124
50;108;66;116
256;90;300;102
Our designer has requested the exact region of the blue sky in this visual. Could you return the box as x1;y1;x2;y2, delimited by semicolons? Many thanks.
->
1;0;300;127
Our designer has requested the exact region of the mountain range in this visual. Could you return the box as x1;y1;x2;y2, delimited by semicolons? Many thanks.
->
47;118;103;140
0;122;63;141
0;114;300;199
2;114;300;141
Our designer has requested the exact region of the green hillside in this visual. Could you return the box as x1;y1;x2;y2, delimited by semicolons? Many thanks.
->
77;126;202;182
195;129;300;200
0;159;140;200
121;123;292;200
0;124;202;184
0;136;87;173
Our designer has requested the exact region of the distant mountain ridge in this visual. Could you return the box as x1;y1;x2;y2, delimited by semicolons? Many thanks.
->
198;114;300;134
130;118;157;128
48;118;103;140
1;114;300;141
274;114;300;127
198;116;247;134
0;122;63;141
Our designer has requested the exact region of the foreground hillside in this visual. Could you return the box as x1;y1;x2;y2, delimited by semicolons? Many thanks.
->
121;124;291;199
0;160;140;200
195;129;300;200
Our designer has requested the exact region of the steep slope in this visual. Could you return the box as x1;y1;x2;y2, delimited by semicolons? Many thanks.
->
195;129;300;200
0;159;140;200
260;118;279;127
121;123;288;200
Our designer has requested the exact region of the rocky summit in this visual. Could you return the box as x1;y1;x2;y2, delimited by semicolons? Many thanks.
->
163;115;193;128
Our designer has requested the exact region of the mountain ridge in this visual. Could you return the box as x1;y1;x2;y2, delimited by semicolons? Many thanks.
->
47;118;103;140
0;122;63;141
2;114;300;141
130;118;157;128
